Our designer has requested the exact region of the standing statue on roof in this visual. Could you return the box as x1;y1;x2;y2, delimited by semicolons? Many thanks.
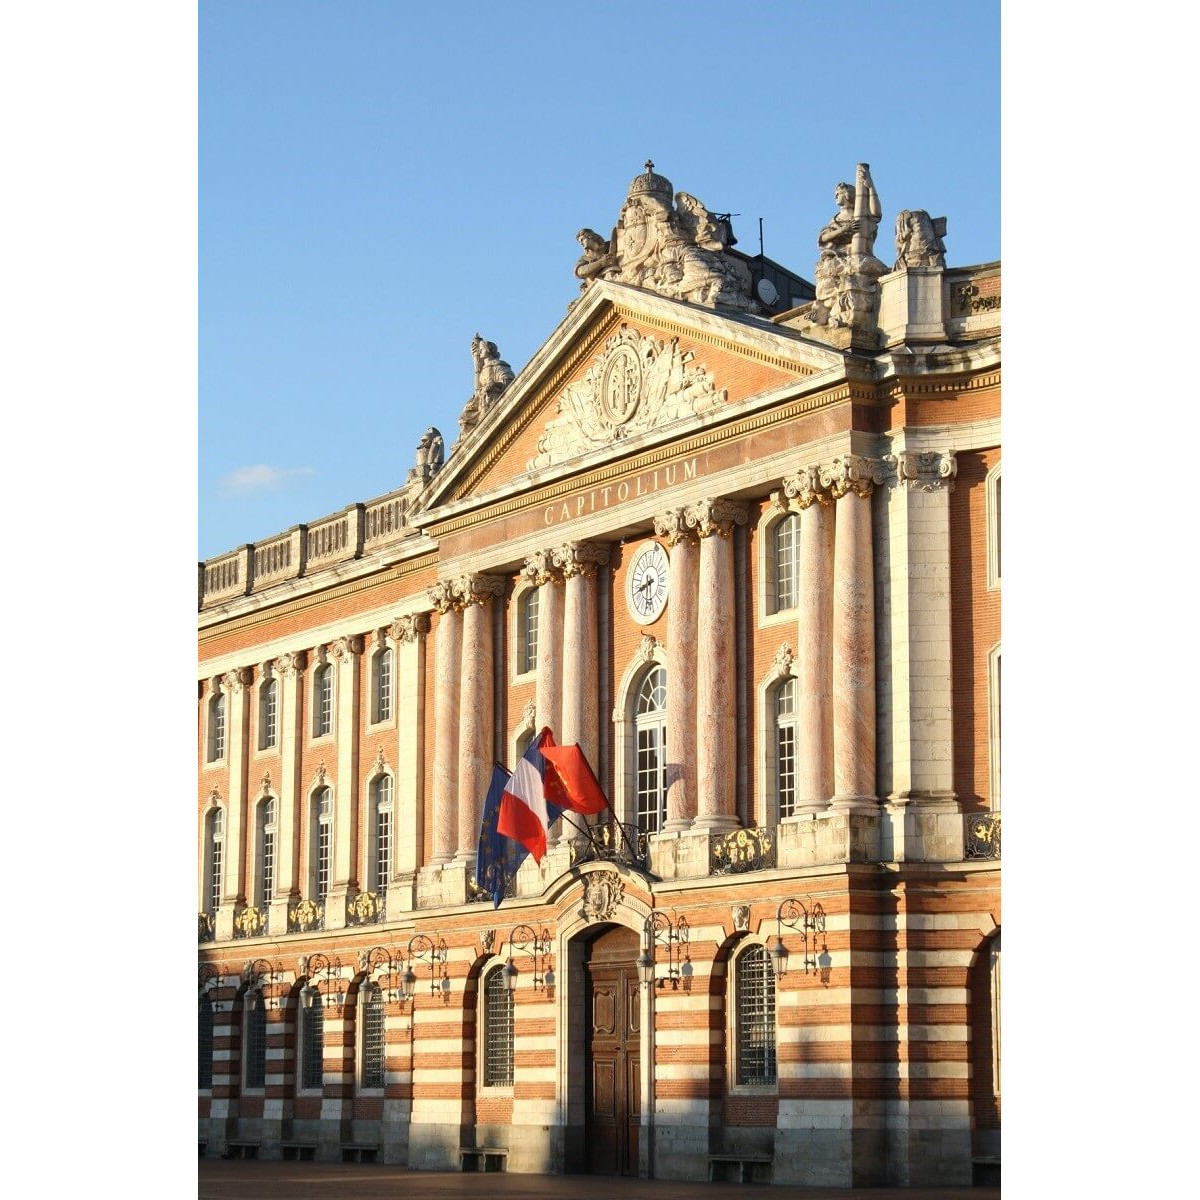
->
458;334;515;437
894;209;948;270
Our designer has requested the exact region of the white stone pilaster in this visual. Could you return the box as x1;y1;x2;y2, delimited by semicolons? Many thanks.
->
428;583;461;865
269;649;305;934
390;613;429;909
219;667;252;914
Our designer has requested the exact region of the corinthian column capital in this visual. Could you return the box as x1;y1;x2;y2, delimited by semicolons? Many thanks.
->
390;612;431;643
276;649;307;678
821;455;888;500
684;497;749;539
782;465;832;509
883;450;958;492
329;634;363;662
652;507;697;546
553;540;611;579
522;549;563;587
453;573;506;608
427;580;458;613
221;667;253;693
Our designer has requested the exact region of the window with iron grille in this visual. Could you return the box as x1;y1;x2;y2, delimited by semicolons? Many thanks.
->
314;664;332;737
208;808;224;916
372;776;393;892
302;994;324;1089
775;678;797;819
246;995;268;1089
773;513;800;612
313;788;332;901
374;648;393;723
258;797;276;908
209;690;226;761
520;588;539;674
735;944;777;1086
198;997;214;1089
362;985;385;1089
483;967;513;1087
260;678;278;749
635;666;667;834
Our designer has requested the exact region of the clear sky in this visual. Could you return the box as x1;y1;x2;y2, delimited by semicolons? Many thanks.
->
199;0;999;561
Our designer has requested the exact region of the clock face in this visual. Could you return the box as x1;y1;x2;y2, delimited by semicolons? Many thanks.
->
626;540;670;624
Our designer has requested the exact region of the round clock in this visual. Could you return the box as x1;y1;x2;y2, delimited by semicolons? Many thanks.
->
626;540;670;624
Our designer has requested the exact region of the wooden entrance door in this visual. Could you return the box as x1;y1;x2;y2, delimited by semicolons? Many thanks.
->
584;925;641;1176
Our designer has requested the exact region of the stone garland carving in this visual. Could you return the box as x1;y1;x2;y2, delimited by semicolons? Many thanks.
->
458;335;515;437
390;612;431;643
684;497;749;539
894;210;947;270
580;870;624;922
522;549;563;588
553;541;611;579
884;450;957;492
652;507;697;546
573;161;755;313
452;573;506;609
530;324;727;471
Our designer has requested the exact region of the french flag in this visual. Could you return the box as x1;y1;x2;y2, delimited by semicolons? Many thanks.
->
496;728;563;864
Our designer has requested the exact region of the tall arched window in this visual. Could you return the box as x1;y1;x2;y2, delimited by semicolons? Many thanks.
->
206;808;224;916
311;787;332;902
256;797;276;908
371;776;393;893
245;993;268;1089
734;944;777;1086
519;588;539;674
635;665;668;834
373;647;393;724
482;966;514;1087
198;996;214;1089
301;991;324;1090
361;984;385;1089
772;512;800;612
208;688;226;761
259;677;278;749
313;664;333;737
775;678;798;819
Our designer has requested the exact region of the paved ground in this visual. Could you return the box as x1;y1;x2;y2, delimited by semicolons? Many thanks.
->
198;1160;999;1200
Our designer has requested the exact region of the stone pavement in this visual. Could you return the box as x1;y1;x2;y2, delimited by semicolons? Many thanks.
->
198;1160;999;1200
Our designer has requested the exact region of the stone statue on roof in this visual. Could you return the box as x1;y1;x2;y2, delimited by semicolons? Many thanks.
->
458;334;515;437
894;209;947;270
409;426;444;482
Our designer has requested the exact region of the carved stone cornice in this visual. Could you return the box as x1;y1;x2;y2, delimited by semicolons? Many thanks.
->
452;573;506;609
554;540;611;579
329;634;363;662
652;507;697;547
277;649;306;678
884;450;957;492
390;612;431;643
820;455;888;500
522;549;563;587
782;465;832;509
221;667;252;693
684;497;749;539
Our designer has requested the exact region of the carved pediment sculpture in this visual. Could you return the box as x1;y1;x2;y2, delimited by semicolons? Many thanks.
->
458;334;515;437
572;161;755;313
894;209;947;270
409;426;444;483
529;324;726;470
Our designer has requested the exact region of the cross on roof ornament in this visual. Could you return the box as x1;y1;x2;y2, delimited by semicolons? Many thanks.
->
644;159;654;174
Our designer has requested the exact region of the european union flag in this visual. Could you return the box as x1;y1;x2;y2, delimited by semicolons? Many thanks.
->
475;763;525;908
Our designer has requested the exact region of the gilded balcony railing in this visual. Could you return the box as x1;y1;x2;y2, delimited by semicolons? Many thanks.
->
346;890;386;925
288;899;325;933
234;905;268;939
710;826;776;875
965;811;1001;860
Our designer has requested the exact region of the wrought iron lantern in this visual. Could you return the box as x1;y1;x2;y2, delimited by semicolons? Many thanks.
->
770;898;826;979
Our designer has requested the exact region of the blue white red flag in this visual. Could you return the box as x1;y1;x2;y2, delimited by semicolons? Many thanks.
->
497;728;565;863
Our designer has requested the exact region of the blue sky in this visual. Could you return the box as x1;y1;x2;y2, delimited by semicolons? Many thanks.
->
199;1;999;560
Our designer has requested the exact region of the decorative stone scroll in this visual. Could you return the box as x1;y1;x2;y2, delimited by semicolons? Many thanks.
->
580;870;624;922
653;507;697;546
222;667;252;694
329;635;362;662
782;465;831;509
820;455;889;500
884;450;957;492
684;497;749;539
390;612;431;643
894;210;947;270
427;580;458;614
452;573;506;609
553;540;611;579
529;324;727;470
458;335;515;437
573;161;755;312
277;649;306;678
522;549;562;588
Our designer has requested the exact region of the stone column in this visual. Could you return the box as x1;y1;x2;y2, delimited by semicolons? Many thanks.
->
686;498;748;832
826;456;884;810
269;649;305;934
327;634;362;928
784;468;835;813
653;509;699;831
524;550;565;740
218;668;252;925
428;582;462;865
455;573;505;862
389;612;429;909
556;541;610;767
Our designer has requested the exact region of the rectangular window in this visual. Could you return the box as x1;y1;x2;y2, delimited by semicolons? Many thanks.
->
317;821;331;902
246;1000;267;1089
260;828;275;908
209;811;223;916
483;971;513;1087
777;725;796;819
774;514;799;611
375;808;391;893
363;990;385;1089
636;725;666;834
210;693;226;761
198;1001;214;1089
261;681;277;749
522;590;539;673
303;1002;324;1089
315;666;332;737
736;948;777;1086
375;651;392;723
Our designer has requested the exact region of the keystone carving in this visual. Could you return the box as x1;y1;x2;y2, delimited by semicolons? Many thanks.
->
732;904;751;933
481;929;496;955
636;634;659;664
581;870;624;922
684;497;749;539
773;643;795;676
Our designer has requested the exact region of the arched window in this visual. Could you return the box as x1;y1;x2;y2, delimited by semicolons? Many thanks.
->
373;647;393;724
361;984;385;1089
256;797;276;908
519;588;539;674
482;966;514;1087
208;688;226;761
734;944;776;1087
371;776;393;893
313;664;333;737
245;993;268;1089
259;677;278;749
635;666;668;834
311;787;332;902
206;808;224;916
301;991;324;1090
775;678;798;819
198;996;214;1089
772;512;800;612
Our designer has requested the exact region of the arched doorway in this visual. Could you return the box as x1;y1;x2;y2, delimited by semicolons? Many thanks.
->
584;924;641;1175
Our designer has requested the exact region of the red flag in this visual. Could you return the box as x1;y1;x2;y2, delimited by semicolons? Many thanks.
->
540;739;609;815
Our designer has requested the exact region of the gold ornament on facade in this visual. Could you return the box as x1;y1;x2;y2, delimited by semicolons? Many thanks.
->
710;827;776;874
289;899;324;933
234;905;267;939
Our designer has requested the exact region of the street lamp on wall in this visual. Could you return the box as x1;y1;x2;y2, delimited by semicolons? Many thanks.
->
199;962;220;1010
770;898;826;979
243;958;283;1009
640;912;690;990
504;925;554;993
305;952;345;1007
402;934;449;1003
363;945;404;1004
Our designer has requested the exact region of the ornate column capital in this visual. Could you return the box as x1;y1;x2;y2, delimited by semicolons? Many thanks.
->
276;649;307;678
684;497;749;539
820;455;888;500
221;667;253;693
652;507;697;546
554;540;611;579
522;548;563;587
782;466;832;509
427;580;459;613
883;450;957;492
453;573;506;608
329;634;363;662
390;612;431;643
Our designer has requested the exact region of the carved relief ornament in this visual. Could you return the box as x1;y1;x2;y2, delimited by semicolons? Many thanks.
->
636;633;659;665
653;507;697;546
554;541;611;579
529;325;726;471
684;497;749;539
452;573;506;609
820;455;888;500
221;667;252;694
580;870;624;922
732;904;751;933
782;465;831;509
773;643;795;677
522;549;562;588
390;612;431;643
427;580;458;614
277;650;306;678
884;450;957;492
329;634;363;662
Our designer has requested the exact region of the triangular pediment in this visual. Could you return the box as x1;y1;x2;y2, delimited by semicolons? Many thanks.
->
417;280;846;523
